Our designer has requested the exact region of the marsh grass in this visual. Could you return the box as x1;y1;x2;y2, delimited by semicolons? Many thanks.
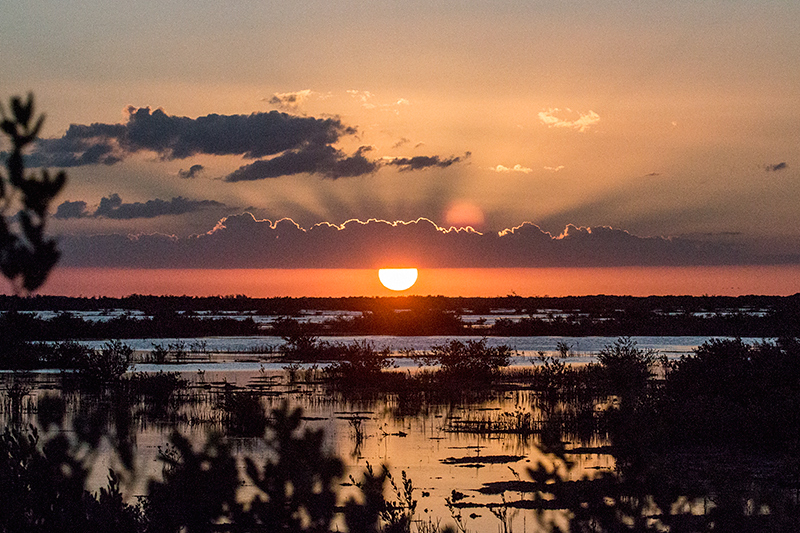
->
347;416;367;458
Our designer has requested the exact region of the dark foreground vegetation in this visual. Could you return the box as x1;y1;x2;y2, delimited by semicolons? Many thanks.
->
1;293;800;340
3;336;800;531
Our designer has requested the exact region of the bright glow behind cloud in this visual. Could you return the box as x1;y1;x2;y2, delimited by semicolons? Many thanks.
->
490;164;533;173
538;108;600;132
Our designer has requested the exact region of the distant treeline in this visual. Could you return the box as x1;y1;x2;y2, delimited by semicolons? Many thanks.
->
0;310;260;341
0;294;798;339
1;293;799;315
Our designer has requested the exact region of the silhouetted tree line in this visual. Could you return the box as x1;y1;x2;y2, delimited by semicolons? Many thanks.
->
0;294;460;314
489;303;800;337
2;294;800;340
0;310;259;342
1;293;797;315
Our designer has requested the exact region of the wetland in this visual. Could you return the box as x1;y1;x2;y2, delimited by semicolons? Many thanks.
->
2;296;800;531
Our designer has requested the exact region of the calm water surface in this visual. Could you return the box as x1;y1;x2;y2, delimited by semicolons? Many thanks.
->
73;334;761;372
2;335;758;532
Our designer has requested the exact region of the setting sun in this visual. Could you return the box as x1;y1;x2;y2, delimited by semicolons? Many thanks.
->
378;268;419;291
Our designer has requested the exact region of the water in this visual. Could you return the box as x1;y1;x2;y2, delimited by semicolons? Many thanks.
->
0;334;774;531
76;334;758;372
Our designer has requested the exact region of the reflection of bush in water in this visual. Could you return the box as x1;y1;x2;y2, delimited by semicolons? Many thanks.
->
5;336;800;531
215;386;268;437
124;371;190;417
0;404;433;533
523;337;800;531
412;337;800;531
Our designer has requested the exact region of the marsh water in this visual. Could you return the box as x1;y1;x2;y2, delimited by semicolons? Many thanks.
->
0;335;765;531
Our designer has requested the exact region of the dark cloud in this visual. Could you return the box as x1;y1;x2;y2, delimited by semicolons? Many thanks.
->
765;162;788;172
54;194;226;220
58;214;762;269
224;145;378;181
178;164;205;179
54;200;90;220
24;131;122;168
21;106;467;180
26;107;353;167
384;152;470;171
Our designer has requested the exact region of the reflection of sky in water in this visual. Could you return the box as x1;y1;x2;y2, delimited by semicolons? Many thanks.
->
7;368;613;532
69;335;767;373
3;333;773;531
21;307;770;325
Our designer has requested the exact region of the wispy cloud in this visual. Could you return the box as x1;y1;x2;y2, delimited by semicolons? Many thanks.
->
765;162;788;172
267;89;314;110
54;194;226;220
538;108;600;132
383;152;470;172
490;164;533;173
177;164;204;179
543;165;565;172
347;89;374;105
347;90;410;112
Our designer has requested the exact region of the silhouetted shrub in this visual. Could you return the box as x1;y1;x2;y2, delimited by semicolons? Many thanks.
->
279;331;337;361
0;425;143;533
658;337;800;447
416;338;512;381
143;431;239;533
238;406;347;531
45;340;93;369
147;344;169;364
326;340;396;382
597;337;656;397
146;342;188;364
79;340;133;385
215;387;268;437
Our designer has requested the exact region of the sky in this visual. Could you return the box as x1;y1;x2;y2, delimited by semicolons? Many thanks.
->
2;0;800;296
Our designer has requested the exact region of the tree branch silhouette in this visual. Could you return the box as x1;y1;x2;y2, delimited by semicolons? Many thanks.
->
0;94;65;292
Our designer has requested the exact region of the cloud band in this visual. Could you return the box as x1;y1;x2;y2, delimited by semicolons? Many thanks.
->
57;214;761;269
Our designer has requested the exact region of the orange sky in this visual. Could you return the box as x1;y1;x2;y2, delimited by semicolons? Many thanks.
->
2;1;800;296
39;266;800;298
